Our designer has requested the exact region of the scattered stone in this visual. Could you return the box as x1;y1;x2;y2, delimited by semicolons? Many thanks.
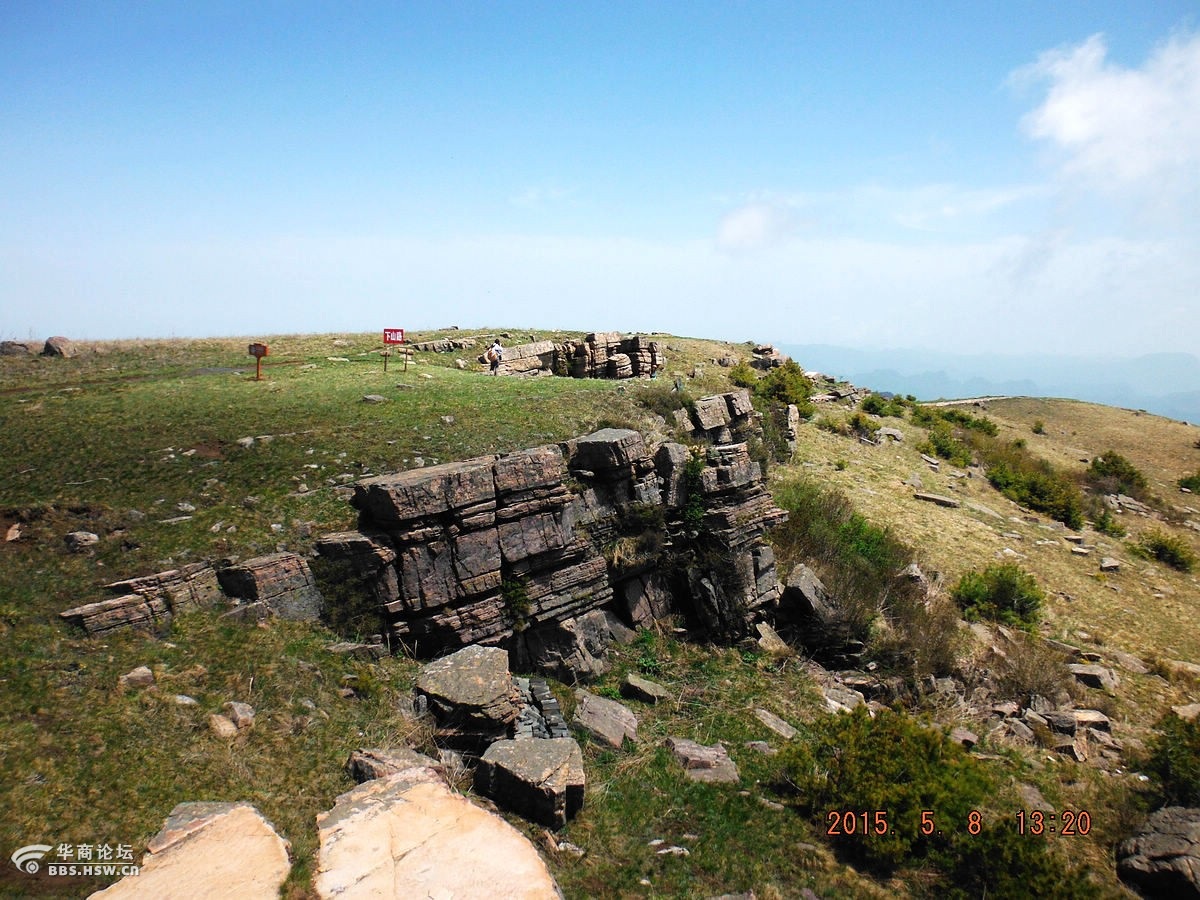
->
914;492;960;508
90;802;290;899
474;737;585;828
1073;709;1111;732
1100;557;1121;572
620;673;671;704
208;714;239;739
314;769;561;899
745;741;777;756
573;689;638;748
1117;806;1200;898
326;640;387;661
755;622;793;657
65;530;100;552
224;701;256;729
346;748;441;783
362;394;387;403
754;708;798;740
1172;703;1200;722
1071;546;1092;556
1068;663;1119;692
173;694;199;706
664;736;740;783
950;727;979;748
118;666;155;689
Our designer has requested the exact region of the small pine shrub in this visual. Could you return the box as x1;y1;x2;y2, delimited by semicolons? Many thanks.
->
728;360;758;389
984;445;1084;529
1032;420;1045;435
847;411;881;439
919;423;972;466
755;359;814;409
1179;471;1200;492
1089;502;1126;538
951;563;1044;630
1145;712;1200;806
1132;529;1197;572
860;393;907;418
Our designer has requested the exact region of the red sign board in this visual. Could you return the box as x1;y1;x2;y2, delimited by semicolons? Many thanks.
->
383;328;405;345
248;343;269;358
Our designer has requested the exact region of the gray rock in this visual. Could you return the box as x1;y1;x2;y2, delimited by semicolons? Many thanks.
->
755;622;793;657
65;530;100;552
415;645;520;749
1100;557;1121;572
1068;663;1119;691
664;736;739;783
42;335;77;358
475;737;585;829
913;492;961;508
1117;806;1200;898
346;748;440;783
224;701;256;729
218;552;323;621
754;709;798;740
573;689;638;748
621;673;671;704
950;727;978;748
119;665;155;689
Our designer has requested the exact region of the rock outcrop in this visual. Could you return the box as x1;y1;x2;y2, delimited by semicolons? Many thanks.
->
1117;806;1200;897
316;424;787;678
90;802;291;899
314;767;562;899
474;738;585;829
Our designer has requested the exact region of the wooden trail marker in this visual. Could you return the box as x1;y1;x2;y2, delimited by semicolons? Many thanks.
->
248;342;269;380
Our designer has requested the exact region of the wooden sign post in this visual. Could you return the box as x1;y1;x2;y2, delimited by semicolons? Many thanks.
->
383;328;405;373
248;342;269;380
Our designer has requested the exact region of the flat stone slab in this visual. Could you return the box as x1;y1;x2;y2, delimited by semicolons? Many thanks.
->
415;645;521;733
315;768;561;899
90;802;290;899
754;709;798;740
664;737;739;783
1068;663;1119;691
475;738;585;829
913;492;960;508
346;747;441;783
573;689;638;748
620;673;671;704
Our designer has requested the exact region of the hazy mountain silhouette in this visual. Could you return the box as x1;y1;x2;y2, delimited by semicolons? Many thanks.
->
781;345;1200;424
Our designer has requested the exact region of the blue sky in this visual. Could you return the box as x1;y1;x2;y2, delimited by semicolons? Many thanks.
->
2;2;1198;355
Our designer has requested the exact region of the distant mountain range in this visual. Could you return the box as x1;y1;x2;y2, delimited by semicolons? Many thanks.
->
779;344;1200;425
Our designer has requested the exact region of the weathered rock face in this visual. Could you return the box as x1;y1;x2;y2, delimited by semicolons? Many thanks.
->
314;767;562;899
564;332;663;379
61;562;223;635
42;335;77;358
317;427;787;675
1117;806;1200;898
217;552;324;621
90;802;290;899
0;340;38;356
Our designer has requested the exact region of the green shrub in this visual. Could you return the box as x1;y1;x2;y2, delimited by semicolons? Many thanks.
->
1146;711;1200;806
1089;501;1126;538
728;360;757;389
1086;451;1149;499
919;423;972;466
755;359;813;408
1179;471;1200;492
847;411;881;439
1133;529;1197;572
984;444;1084;529
501;578;533;632
779;707;1081;896
951;563;1044;629
1032;419;1045;435
860;393;908;418
633;382;690;421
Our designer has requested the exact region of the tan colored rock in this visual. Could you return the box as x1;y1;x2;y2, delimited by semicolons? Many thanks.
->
90;802;290;899
314;768;561;899
208;714;238;739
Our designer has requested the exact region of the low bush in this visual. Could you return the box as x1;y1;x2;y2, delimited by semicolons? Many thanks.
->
951;563;1044;630
633;382;691;421
779;708;1084;894
1086;451;1149;499
847;411;881;439
1132;529;1197;572
1032;419;1045;435
983;442;1084;529
755;359;814;408
1145;711;1200;806
727;360;757;389
1179;470;1200;492
919;423;972;466
860;393;908;418
1088;500;1126;538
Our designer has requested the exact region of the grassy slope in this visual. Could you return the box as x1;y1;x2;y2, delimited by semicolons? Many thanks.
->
2;331;1198;898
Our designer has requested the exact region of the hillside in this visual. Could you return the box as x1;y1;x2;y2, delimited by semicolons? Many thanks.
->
2;330;1199;898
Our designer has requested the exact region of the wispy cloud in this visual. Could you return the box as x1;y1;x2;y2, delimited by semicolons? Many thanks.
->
715;202;796;253
1015;31;1200;205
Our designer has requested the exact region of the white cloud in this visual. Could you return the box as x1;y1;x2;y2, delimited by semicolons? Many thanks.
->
715;202;795;252
1016;31;1200;198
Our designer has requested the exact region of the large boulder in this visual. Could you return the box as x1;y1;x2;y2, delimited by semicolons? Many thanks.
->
475;738;585;829
90;802;290;899
314;768;562;899
414;645;521;748
1117;806;1200;897
42;336;77;358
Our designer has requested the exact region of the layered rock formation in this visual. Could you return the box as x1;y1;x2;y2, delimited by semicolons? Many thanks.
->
316;419;787;677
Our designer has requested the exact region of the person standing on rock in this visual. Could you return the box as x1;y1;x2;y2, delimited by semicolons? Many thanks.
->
487;339;503;375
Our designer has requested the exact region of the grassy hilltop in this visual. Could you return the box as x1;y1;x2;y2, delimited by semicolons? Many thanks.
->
2;329;1199;898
